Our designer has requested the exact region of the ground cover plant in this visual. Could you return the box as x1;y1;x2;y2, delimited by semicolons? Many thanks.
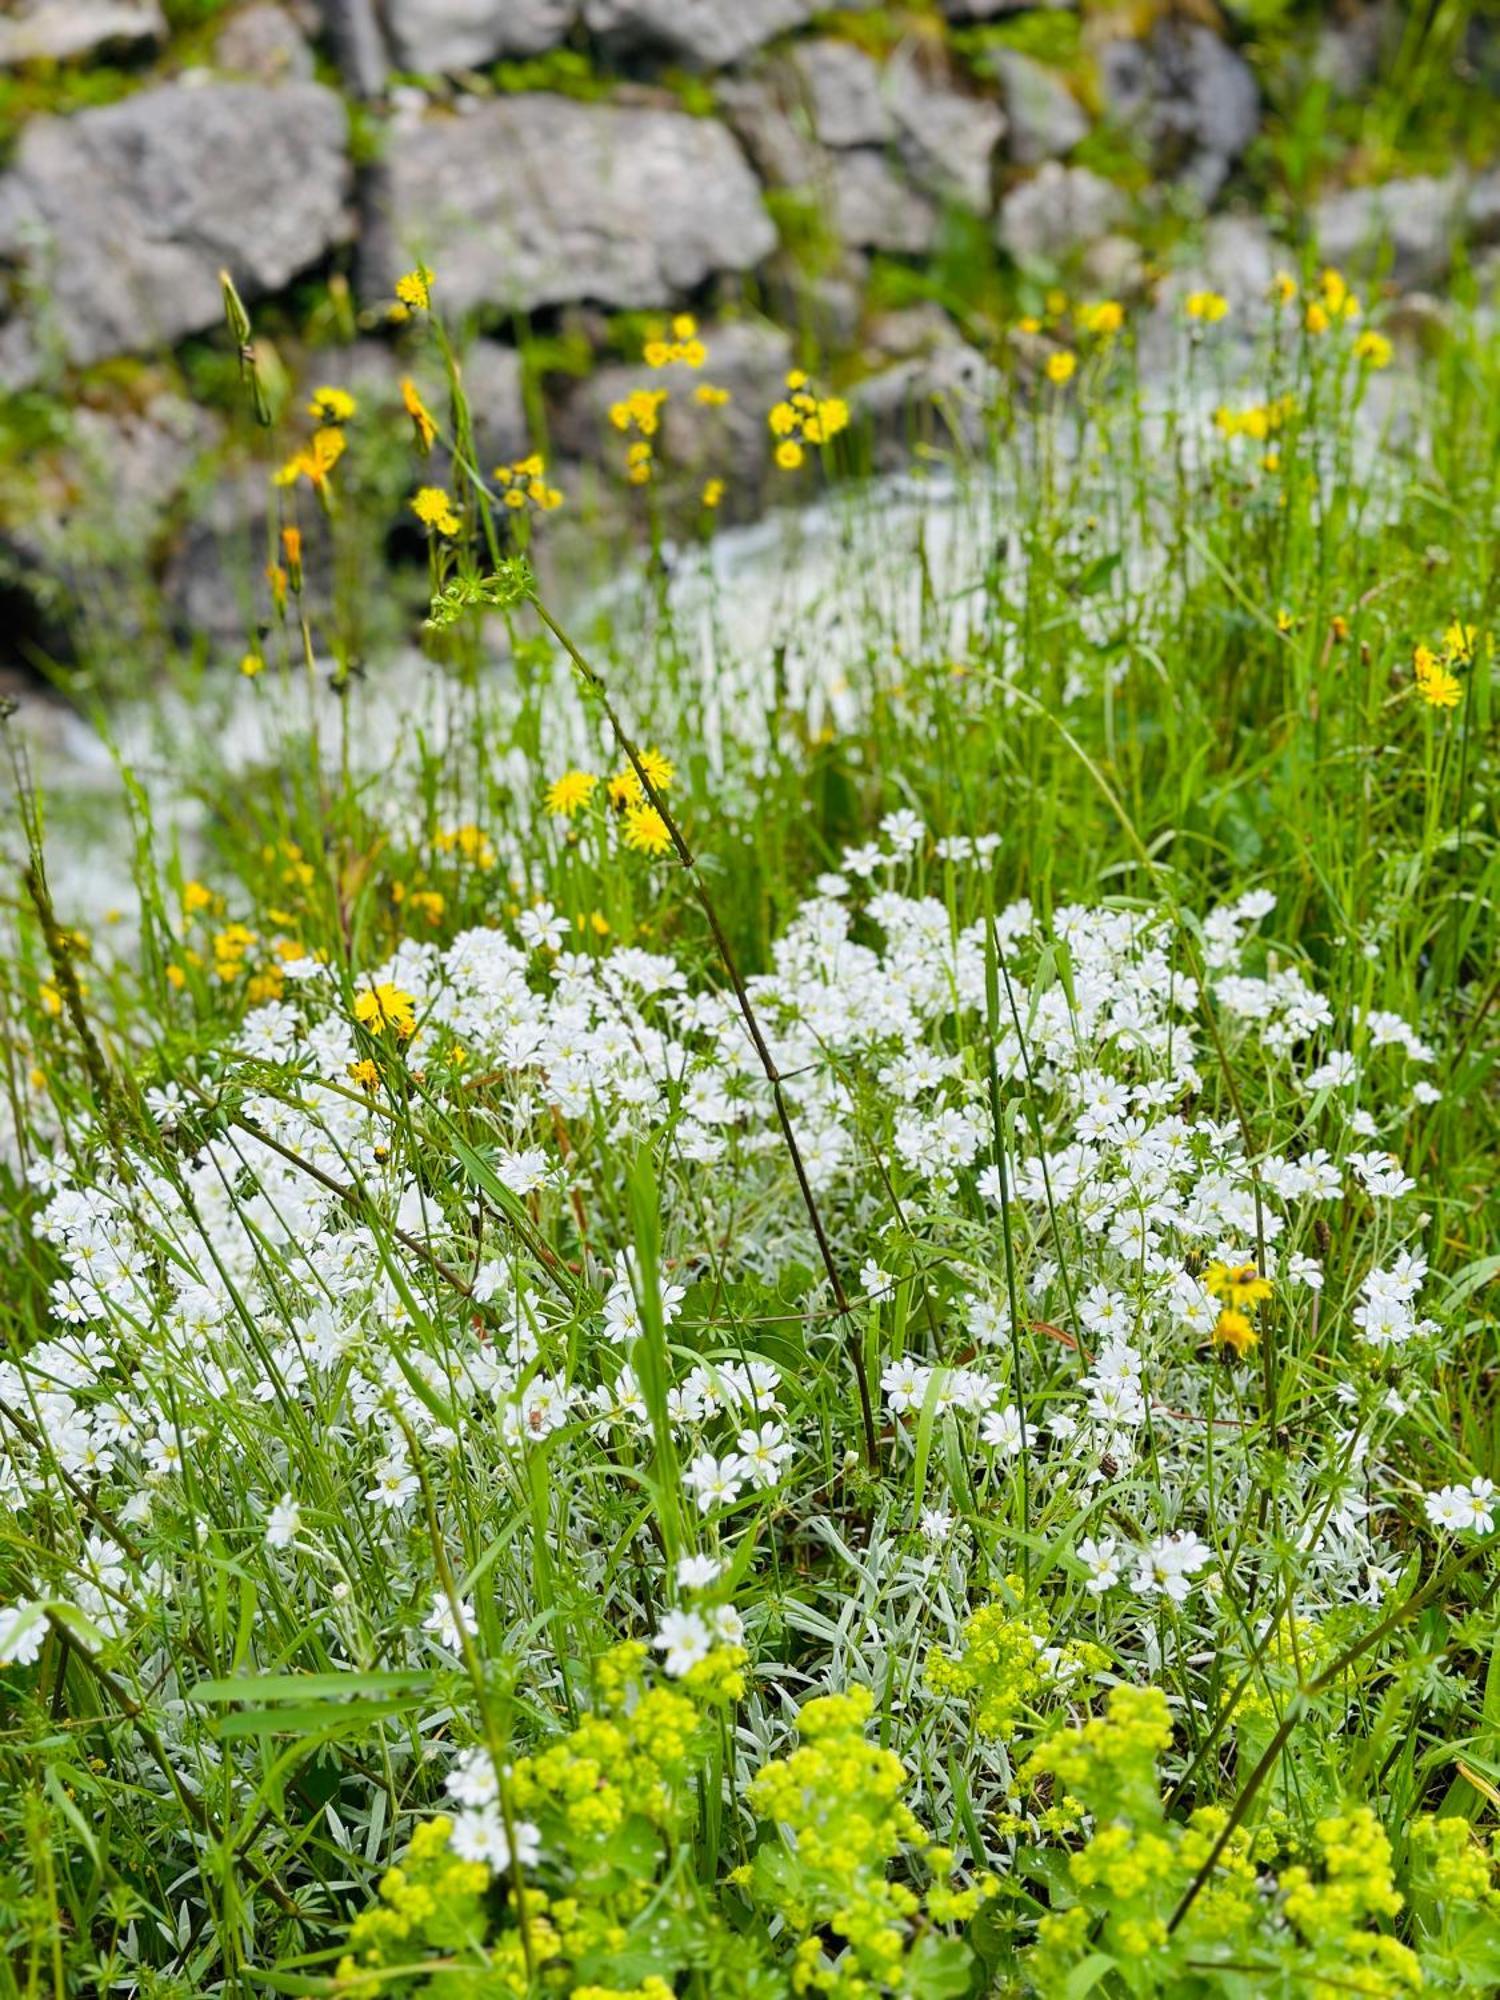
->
0;259;1497;1999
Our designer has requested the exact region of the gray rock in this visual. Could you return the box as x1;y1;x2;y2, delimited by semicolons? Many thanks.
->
851;330;999;469
0;83;352;378
1100;21;1257;203
552;318;793;507
382;0;575;73
1312;4;1390;97
384;96;776;314
0;0;163;65
885;48;1003;212
582;0;813;70
987;47;1087;166
938;0;1073;20
996;162;1126;266
787;37;892;149
717;72;824;187
1312;174;1468;288
829;148;938;255
1465;167;1500;247
212;3;315;80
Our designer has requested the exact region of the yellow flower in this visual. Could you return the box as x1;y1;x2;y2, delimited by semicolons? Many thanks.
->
1016;315;1042;334
1271;270;1298;306
623;802;671;856
695;382;731;407
643;338;672;368
1305;301;1330;335
785;368;808;391
411;486;461;536
394;265;434;313
1204;1261;1273;1310
239;651;265;679
702;477;724;509
1078;299;1123;336
1275;608;1295;634
354;982;417;1038
1212;1307;1258;1358
401;376;438;453
637;746;675;791
1443;621;1476;662
307;385;357;424
1045;351;1077;385
671;313;697;339
546;769;598;818
1415;659;1462;710
1353;329;1392;369
1320;266;1360;319
274;425;345;490
775;438;805;470
1185;290;1229;323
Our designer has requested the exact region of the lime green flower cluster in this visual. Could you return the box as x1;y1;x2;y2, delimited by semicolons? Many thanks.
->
741;1685;997;1998
928;1584;1108;1741
1411;1812;1499;1908
1278;1807;1421;1996
334;1815;516;1994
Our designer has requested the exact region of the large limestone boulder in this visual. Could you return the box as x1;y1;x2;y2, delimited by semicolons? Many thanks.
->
884;48;1003;212
829;149;938;255
0;0;163;66
582;0;813;70
986;47;1087;166
1100;20;1257;204
786;38;892;149
381;0;575;73
1312;174;1470;289
996;162;1127;266
383;96;776;315
0;82;352;380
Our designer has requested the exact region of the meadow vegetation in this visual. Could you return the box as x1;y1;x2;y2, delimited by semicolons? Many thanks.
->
0;246;1497;2000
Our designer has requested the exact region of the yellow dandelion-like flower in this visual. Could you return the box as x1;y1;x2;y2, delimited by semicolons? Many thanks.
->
775;439;805;470
1415;660;1462;710
307;385;357;425
636;746;675;791
395;265;434;313
545;769;598;818
1078;299;1123;336
695;382;731;407
1045;351;1077;385
623;802;671;856
1204;1261;1273;1310
354;982;417;1038
702;477;725;509
1212;1308;1258;1358
1353;329;1392;369
1185;290;1229;324
239;651;265;679
411;486;461;537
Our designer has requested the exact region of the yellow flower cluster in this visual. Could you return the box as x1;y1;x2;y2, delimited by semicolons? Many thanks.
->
411;485;461;537
929;1589;1107;1738
435;822;497;871
643;311;706;370
767;370;850;471
494;451;563;513
1411;621;1479;710
353;981;416;1039
1214;392;1296;441
334;1816;496;1994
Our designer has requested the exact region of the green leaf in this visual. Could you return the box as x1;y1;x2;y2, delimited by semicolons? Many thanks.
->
904;1933;975;1998
191;1670;433;1704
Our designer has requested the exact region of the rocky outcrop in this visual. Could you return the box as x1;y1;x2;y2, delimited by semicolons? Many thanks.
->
383;95;776;315
582;0;814;71
1312;174;1469;289
1100;19;1258;204
381;0;576;74
0;82;352;381
985;47;1088;166
0;0;162;65
997;163;1128;267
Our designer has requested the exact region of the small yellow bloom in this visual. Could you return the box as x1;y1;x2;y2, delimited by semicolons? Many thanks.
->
545;769;598;818
1045;351;1077;385
354;982;417;1038
671;313;697;340
307;385;357;424
702;477;725;509
411;486;461;537
1443;621;1476;663
1271;270;1298;307
1212;1307;1258;1358
623;802;671;856
1204;1261;1273;1310
395;265;434;313
1185;290;1229;324
636;746;675;791
1414;659;1462;710
1078;299;1123;336
775;438;805;470
239;651;265;679
1353;329;1392;368
1305;301;1330;335
695;382;731;407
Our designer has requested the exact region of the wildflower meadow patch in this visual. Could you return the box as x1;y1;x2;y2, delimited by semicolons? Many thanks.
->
0;254;1496;2000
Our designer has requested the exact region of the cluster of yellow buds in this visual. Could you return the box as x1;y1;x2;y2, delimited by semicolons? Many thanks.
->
494;453;563;513
767;370;849;471
609;387;668;485
643;312;706;369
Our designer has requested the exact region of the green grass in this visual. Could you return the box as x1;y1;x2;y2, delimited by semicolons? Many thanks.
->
0;268;1497;2000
